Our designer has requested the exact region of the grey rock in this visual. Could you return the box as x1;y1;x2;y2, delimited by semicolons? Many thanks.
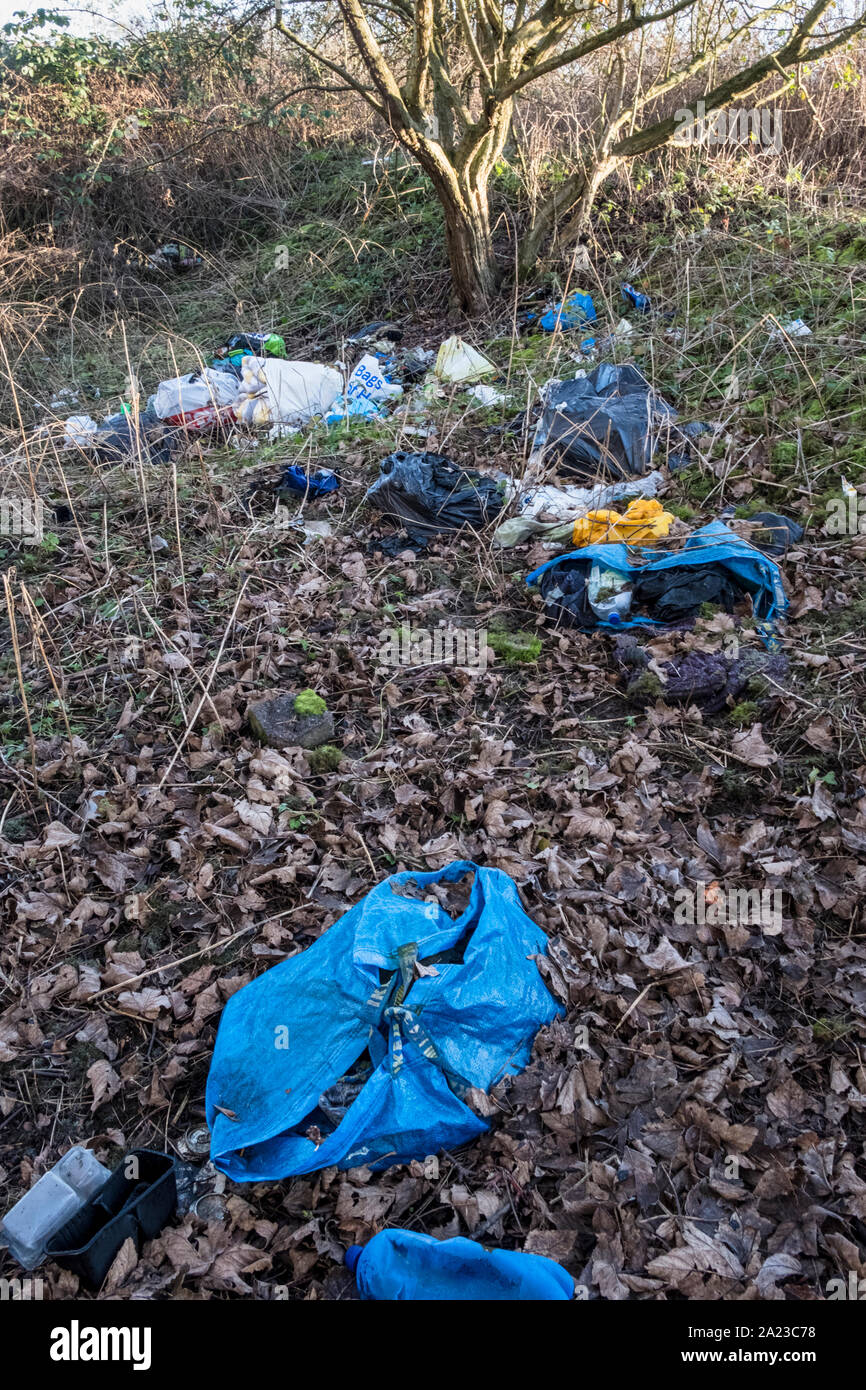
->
248;695;335;750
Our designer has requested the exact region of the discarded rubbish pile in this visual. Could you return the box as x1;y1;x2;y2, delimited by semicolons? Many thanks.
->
52;316;431;458
61;358;258;459
206;863;562;1181
613;634;790;713
367;451;513;547
528;521;788;635
529;363;701;482
63;408;177;465
154;368;241;430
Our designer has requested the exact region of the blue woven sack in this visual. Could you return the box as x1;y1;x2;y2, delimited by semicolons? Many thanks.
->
206;862;562;1181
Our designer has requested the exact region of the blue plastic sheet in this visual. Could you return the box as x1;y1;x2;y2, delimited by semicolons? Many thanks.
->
528;521;788;646
206;862;562;1181
326;392;383;424
621;282;651;313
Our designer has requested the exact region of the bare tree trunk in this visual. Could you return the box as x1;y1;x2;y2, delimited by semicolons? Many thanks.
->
400;118;507;314
436;173;499;313
401;152;500;312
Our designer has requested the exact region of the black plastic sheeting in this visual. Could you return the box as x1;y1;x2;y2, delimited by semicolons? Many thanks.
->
747;511;805;556
532;363;701;482
90;410;177;466
631;564;741;623
366;451;510;547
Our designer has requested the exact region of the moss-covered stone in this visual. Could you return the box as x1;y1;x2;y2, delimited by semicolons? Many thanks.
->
306;743;343;773
248;693;335;749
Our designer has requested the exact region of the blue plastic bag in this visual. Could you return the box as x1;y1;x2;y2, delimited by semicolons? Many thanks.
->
621;282;651;313
279;465;340;497
539;291;596;333
206;862;562;1181
325;392;383;424
346;1230;574;1300
528;520;788;645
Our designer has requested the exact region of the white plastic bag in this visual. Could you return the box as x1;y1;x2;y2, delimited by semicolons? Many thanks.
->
153;368;240;420
468;383;505;407
434;336;496;384
63;415;99;448
345;353;402;406
234;358;342;426
771;317;811;340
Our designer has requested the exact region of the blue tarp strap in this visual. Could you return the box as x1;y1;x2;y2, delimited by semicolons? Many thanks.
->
384;1005;472;1098
392;941;419;1006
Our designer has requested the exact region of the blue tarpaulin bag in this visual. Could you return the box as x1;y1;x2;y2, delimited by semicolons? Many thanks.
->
528;520;787;646
206;862;562;1181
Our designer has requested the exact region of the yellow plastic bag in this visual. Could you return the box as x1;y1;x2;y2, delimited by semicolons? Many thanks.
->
571;497;674;547
434;336;496;384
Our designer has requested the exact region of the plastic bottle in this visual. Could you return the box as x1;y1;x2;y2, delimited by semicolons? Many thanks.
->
345;1229;574;1301
587;562;632;625
1;1147;111;1269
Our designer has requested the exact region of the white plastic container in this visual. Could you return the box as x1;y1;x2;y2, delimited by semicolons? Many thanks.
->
0;1147;111;1269
588;563;632;624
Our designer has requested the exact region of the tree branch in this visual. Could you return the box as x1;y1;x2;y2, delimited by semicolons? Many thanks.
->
612;0;864;158
498;0;699;99
274;18;387;116
404;0;434;112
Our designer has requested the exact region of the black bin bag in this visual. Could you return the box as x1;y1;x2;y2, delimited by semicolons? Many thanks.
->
532;363;682;482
